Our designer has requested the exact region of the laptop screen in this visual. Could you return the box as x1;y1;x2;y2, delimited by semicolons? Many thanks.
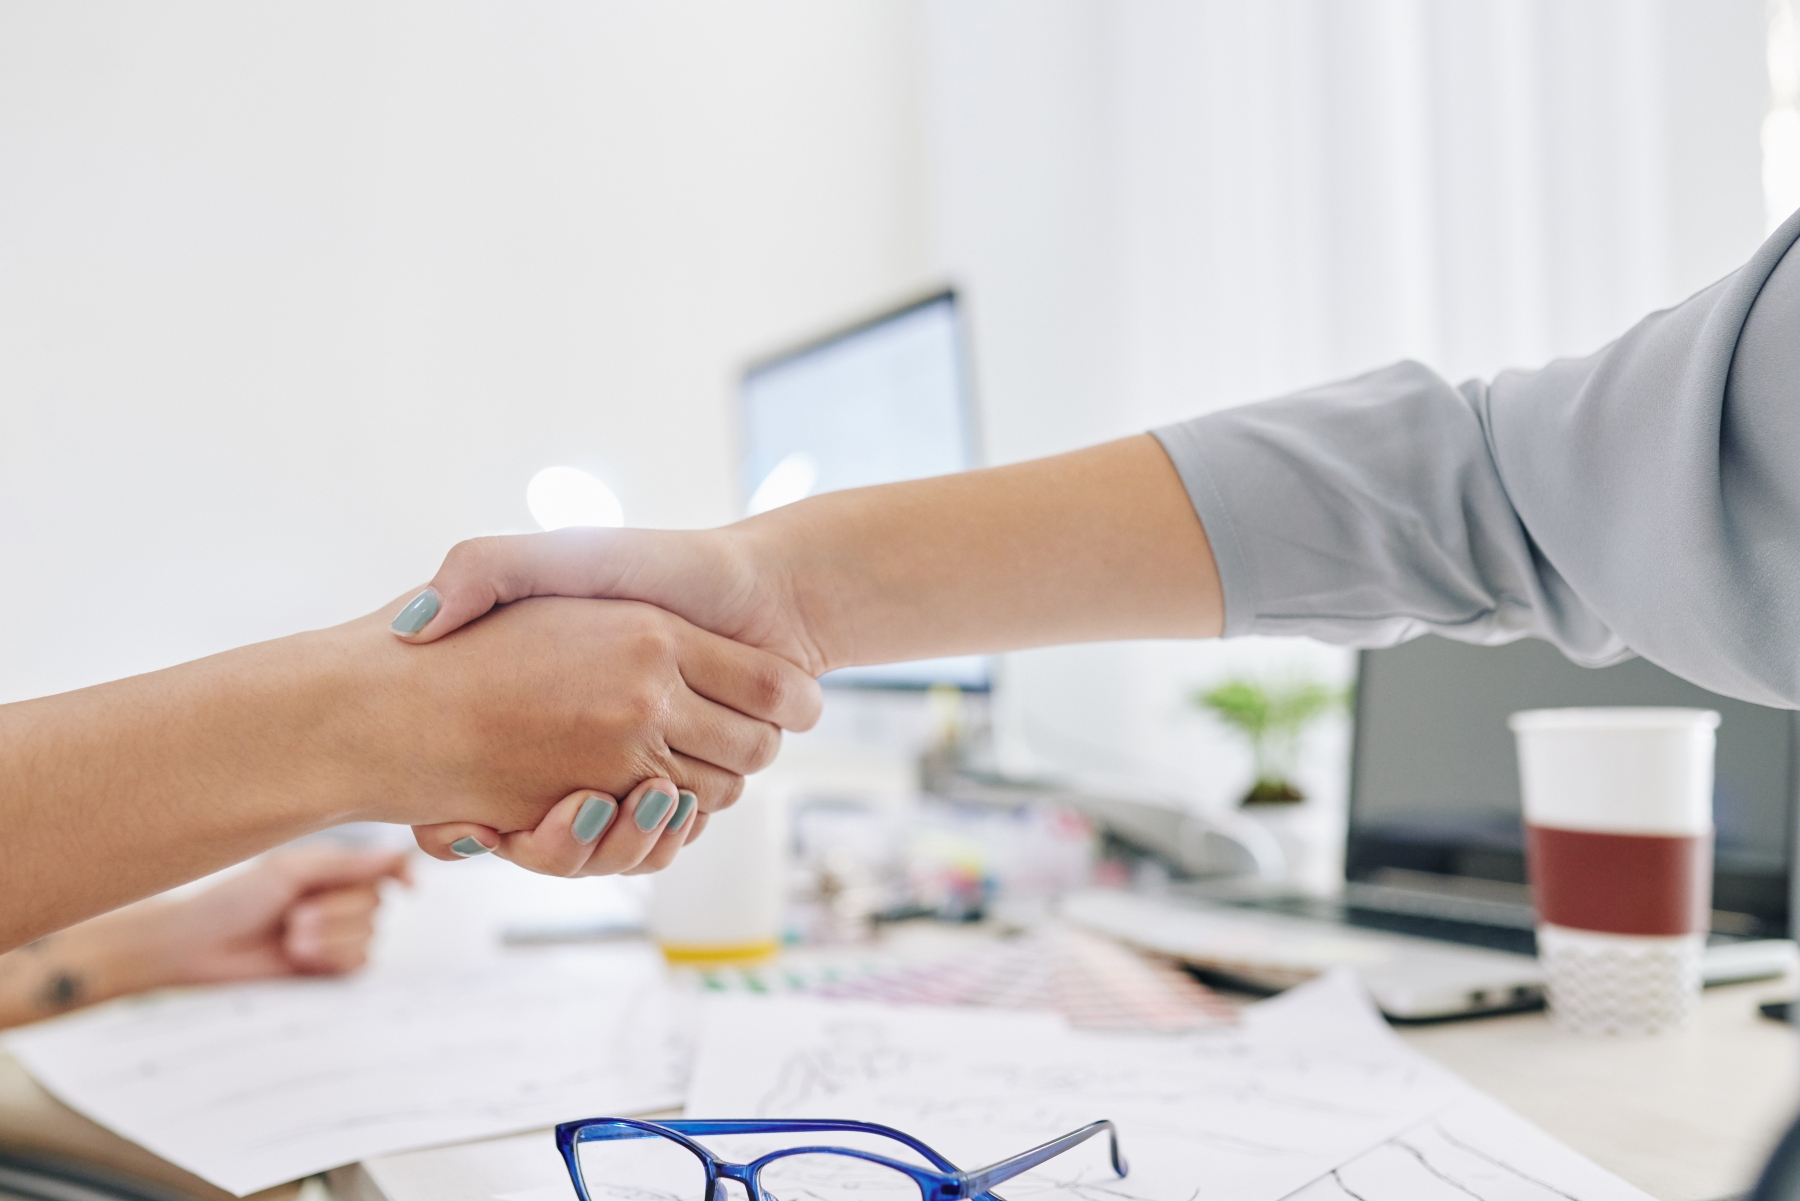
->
1348;635;1796;939
739;291;989;691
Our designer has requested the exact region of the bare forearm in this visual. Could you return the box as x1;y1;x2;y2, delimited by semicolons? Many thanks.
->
743;434;1222;671
0;631;360;949
0;908;172;1029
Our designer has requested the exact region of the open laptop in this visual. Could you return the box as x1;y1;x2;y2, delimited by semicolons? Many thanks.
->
1067;635;1798;1020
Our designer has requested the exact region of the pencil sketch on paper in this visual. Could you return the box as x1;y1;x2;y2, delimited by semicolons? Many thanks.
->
757;1018;915;1115
691;974;1652;1201
1286;1092;1651;1201
692;975;1472;1201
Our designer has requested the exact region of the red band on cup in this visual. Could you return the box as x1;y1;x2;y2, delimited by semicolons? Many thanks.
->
1525;824;1712;936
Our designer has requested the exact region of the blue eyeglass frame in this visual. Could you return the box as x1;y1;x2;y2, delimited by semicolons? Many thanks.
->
554;1116;1129;1201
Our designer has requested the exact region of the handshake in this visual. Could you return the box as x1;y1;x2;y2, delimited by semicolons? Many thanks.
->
346;434;1218;884
5;434;1216;951
365;526;833;881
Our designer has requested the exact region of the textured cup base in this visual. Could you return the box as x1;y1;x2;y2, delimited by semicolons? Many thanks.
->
1538;923;1703;1036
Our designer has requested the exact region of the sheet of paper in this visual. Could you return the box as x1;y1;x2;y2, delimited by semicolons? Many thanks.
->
350;971;1651;1201
684;972;1472;1201
1286;1090;1653;1201
349;1128;576;1201
3;945;685;1197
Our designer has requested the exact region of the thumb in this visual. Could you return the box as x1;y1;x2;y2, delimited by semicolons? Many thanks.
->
272;847;412;897
387;529;641;644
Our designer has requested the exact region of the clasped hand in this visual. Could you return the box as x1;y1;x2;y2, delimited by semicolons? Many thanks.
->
375;587;821;879
390;437;1207;882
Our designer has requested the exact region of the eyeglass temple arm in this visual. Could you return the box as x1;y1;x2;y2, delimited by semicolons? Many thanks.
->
957;1121;1127;1198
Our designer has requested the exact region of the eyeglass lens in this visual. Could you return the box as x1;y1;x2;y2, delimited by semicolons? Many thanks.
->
575;1129;707;1201
575;1129;930;1201
756;1151;921;1201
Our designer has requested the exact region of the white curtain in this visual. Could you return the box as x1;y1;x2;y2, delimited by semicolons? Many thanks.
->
922;0;1768;821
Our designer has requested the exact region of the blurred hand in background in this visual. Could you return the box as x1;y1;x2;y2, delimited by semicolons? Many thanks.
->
0;847;409;1030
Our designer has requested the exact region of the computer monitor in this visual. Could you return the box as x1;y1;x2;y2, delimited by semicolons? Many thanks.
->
738;290;989;691
1348;635;1797;939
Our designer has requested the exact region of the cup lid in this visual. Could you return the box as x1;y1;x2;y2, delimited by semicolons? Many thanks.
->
1508;706;1721;732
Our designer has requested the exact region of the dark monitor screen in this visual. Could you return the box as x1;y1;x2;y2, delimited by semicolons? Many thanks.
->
1349;635;1796;939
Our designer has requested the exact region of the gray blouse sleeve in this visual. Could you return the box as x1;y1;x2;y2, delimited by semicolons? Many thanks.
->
1152;208;1800;709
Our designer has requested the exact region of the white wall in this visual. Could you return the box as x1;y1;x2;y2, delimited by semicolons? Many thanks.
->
0;1;931;703
924;0;1770;815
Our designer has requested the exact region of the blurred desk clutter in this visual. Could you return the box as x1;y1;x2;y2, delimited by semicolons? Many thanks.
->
678;924;1236;1033
2;826;1794;1201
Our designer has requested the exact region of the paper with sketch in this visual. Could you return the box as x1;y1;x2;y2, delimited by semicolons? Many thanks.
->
685;972;1651;1201
1287;1090;1651;1201
3;946;684;1197
684;973;1452;1201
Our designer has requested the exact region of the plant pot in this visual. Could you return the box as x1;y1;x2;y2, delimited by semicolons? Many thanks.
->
1236;798;1341;896
1241;779;1306;805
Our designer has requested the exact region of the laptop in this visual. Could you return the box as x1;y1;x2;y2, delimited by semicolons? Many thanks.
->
1067;635;1799;1020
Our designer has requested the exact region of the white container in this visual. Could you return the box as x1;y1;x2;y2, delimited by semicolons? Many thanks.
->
1508;707;1718;1036
648;781;788;964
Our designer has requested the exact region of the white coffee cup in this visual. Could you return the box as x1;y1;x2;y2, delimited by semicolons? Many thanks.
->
1508;707;1718;1035
648;780;788;964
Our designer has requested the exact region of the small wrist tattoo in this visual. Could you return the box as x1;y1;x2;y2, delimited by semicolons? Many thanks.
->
35;971;84;1013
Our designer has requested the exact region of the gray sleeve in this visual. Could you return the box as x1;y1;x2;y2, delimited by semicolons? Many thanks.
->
1152;208;1800;709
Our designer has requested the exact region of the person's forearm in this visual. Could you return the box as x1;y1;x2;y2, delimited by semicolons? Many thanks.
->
0;630;365;949
740;434;1222;672
0;905;174;1029
7;593;816;944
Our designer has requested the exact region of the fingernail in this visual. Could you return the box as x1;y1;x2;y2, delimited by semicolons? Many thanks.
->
449;836;491;858
669;791;698;832
634;790;674;832
572;795;617;844
390;588;440;634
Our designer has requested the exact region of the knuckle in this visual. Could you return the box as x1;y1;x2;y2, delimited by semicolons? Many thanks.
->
744;725;782;773
710;774;745;811
793;679;825;730
610;688;668;734
746;661;793;717
629;613;681;664
440;537;492;578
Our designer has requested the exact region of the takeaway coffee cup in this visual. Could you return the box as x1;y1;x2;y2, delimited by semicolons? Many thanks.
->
1508;707;1718;1035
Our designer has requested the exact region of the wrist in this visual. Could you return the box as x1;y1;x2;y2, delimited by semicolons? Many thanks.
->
68;905;184;997
292;617;444;825
724;519;841;677
0;909;172;1029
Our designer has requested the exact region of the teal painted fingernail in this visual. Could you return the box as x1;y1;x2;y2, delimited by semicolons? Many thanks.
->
572;795;617;844
635;790;674;831
670;791;698;832
449;836;490;858
390;588;440;634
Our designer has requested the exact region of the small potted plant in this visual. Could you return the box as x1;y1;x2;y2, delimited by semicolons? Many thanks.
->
1194;676;1348;807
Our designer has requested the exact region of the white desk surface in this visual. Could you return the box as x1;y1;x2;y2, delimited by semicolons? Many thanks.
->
1393;974;1799;1201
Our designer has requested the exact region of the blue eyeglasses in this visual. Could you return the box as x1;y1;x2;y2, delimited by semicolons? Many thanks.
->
554;1116;1129;1201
